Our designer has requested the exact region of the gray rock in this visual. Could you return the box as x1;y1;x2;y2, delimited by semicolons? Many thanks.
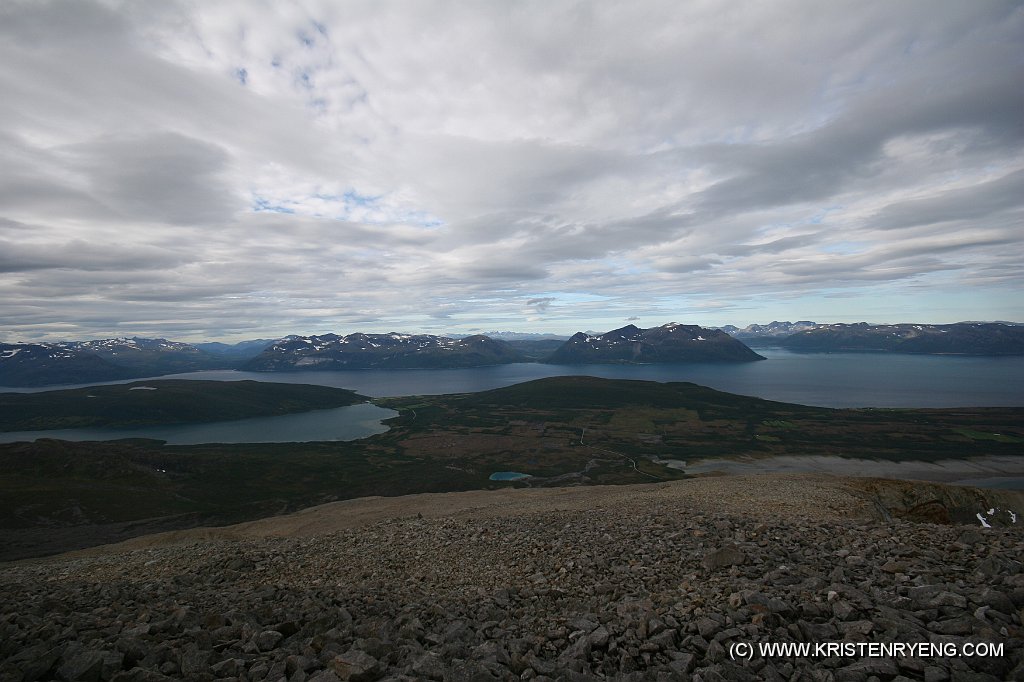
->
308;672;343;682
702;544;745;570
328;650;381;682
110;669;178;682
256;629;286;651
696;617;721;638
588;626;610;648
57;650;104;682
411;653;444;680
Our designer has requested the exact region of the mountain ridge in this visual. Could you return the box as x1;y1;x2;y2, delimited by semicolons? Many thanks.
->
545;322;765;364
241;332;526;371
0;337;236;388
780;322;1024;355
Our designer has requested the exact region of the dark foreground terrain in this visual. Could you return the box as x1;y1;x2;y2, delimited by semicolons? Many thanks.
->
2;377;1022;561
1;475;1022;681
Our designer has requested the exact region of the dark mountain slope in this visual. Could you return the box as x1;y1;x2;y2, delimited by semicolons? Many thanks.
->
545;323;764;364
242;332;526;371
781;322;1024;354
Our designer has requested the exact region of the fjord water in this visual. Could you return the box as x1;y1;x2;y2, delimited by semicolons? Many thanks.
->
0;402;396;445
1;351;1021;446
26;349;1018;408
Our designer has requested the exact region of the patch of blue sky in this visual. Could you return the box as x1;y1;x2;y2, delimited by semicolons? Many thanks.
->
297;30;315;48
235;67;248;85
400;212;444;229
341;189;382;208
807;205;844;225
753;221;794;236
252;196;296;214
603;255;654;276
822;241;867;255
254;189;442;228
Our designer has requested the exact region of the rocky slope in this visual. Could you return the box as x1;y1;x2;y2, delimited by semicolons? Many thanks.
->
242;333;525;371
545;323;764;364
2;474;1021;681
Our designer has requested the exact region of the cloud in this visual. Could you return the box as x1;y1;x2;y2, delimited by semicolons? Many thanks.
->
64;132;241;225
526;297;555;314
872;169;1024;230
0;0;1022;341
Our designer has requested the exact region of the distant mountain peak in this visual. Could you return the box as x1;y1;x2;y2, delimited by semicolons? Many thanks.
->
546;323;764;364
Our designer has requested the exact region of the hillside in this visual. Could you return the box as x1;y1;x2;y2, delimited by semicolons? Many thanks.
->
2;376;1022;562
0;380;366;431
242;332;526;371
1;475;1022;681
780;322;1024;355
545;323;764;364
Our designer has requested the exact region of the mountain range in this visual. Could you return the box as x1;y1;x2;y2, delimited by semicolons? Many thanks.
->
3;321;1022;387
0;337;252;388
241;332;525;371
778;322;1024;354
721;320;820;343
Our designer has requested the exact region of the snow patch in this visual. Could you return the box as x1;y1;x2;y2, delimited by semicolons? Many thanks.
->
129;386;158;391
976;512;992;528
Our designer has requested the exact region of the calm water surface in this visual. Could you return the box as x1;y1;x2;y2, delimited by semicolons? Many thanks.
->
3;351;1023;408
13;350;1015;408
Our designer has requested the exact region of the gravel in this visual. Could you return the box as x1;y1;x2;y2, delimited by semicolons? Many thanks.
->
1;474;1022;681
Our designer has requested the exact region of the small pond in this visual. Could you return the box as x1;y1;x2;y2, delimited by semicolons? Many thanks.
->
489;471;532;481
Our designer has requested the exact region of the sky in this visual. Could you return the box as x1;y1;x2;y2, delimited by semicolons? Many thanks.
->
1;0;1022;342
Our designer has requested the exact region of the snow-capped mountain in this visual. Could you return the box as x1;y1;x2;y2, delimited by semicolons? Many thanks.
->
242;332;526;370
780;322;1024;354
545;323;765;364
723;321;820;340
0;337;235;387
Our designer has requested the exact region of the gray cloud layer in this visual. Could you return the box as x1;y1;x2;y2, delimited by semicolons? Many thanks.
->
1;0;1021;341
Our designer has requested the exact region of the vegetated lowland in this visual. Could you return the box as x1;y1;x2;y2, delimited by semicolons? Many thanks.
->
0;380;367;431
1;376;1022;561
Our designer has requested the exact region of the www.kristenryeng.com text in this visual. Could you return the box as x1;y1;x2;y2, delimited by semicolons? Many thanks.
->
729;640;1004;661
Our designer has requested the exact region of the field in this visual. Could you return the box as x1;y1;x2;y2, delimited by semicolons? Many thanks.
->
1;376;1022;560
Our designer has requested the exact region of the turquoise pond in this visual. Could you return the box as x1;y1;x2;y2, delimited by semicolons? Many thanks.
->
489;471;532;481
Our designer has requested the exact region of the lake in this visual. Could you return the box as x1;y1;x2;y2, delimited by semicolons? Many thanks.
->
2;351;1022;445
0;402;397;445
11;350;1019;408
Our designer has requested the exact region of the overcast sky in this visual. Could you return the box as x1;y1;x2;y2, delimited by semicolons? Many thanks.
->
1;0;1022;342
